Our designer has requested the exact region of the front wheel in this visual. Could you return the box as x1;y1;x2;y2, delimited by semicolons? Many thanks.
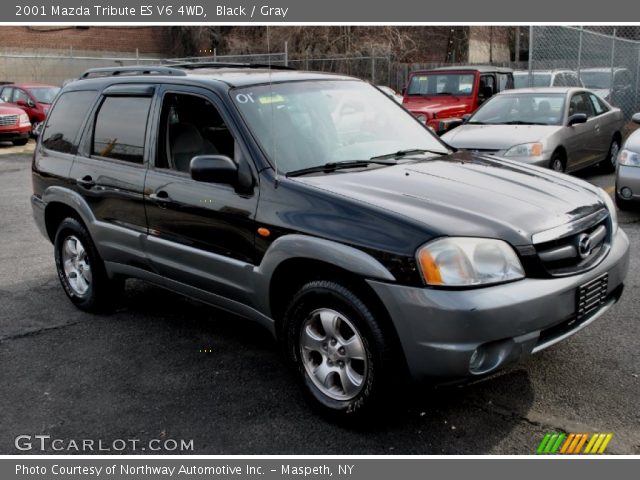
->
12;138;28;146
615;191;635;211
54;217;123;312
282;280;398;418
549;152;566;172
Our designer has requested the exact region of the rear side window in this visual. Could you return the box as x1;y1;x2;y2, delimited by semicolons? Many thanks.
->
42;91;97;154
92;97;151;164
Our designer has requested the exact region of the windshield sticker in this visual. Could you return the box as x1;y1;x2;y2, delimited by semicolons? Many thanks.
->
258;94;285;105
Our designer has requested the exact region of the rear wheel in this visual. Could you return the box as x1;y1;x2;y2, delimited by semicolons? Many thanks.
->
282;280;398;418
549;152;566;172
54;217;123;312
600;137;620;173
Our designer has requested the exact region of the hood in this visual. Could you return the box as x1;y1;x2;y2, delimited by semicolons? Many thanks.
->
294;151;603;246
0;104;25;115
442;124;562;150
403;95;472;118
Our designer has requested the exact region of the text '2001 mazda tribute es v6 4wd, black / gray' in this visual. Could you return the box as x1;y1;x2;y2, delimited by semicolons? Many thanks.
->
31;65;629;416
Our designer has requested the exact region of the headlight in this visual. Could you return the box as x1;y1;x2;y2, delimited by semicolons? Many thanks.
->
504;142;543;157
597;188;618;235
416;237;525;287
416;114;427;124
18;113;30;127
618;148;640;167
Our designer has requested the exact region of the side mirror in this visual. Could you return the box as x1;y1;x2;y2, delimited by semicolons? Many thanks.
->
190;155;238;185
631;112;640;125
567;113;588;126
16;99;28;107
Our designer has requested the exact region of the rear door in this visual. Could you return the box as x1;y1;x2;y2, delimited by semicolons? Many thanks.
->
68;84;155;269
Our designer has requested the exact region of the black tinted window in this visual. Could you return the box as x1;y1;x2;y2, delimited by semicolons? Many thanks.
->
93;97;151;163
42;91;97;154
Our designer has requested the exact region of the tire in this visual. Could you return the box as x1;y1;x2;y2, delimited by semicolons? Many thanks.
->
53;217;123;312
30;121;41;138
600;137;621;173
12;138;28;146
282;280;399;418
615;191;634;211
549;152;566;173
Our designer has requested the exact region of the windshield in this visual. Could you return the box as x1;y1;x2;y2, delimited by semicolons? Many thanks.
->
580;72;611;89
29;87;60;104
513;73;552;88
469;93;566;126
231;80;449;174
406;73;474;96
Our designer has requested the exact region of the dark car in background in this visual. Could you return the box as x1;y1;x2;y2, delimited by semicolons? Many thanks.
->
402;65;514;134
580;67;635;118
0;83;60;136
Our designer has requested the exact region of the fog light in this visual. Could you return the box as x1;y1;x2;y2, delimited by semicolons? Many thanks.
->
621;187;633;199
469;347;486;372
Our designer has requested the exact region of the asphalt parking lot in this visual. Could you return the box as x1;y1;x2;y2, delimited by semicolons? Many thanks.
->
0;140;638;455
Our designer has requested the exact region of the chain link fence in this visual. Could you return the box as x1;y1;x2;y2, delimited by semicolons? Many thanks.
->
1;26;639;120
520;26;640;119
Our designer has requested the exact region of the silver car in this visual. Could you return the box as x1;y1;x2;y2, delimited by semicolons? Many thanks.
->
615;113;640;209
442;87;625;173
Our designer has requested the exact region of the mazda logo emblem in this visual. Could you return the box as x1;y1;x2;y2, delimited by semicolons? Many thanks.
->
577;233;592;259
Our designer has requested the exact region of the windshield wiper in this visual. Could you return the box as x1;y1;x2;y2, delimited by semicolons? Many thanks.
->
370;148;449;160
503;121;548;125
286;160;397;177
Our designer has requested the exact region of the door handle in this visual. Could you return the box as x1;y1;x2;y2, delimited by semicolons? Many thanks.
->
149;191;171;204
76;176;95;189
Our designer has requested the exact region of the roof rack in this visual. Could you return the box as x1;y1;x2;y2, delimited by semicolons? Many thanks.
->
163;61;294;71
80;66;188;79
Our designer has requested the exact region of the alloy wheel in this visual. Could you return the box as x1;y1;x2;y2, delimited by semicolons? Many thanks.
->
61;235;92;296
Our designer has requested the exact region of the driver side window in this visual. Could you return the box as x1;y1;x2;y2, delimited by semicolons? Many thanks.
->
157;93;239;173
569;93;594;119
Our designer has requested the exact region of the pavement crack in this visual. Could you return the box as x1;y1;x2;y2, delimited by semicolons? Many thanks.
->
0;320;84;344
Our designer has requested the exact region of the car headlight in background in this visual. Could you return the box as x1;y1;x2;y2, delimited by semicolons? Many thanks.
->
597;187;618;235
504;142;543;157
618;148;640;167
416;237;525;287
18;113;30;127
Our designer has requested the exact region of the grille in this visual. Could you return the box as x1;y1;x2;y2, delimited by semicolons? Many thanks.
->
533;209;610;276
577;273;609;320
0;114;18;126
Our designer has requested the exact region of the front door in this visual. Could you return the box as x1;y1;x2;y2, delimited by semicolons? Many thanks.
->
143;86;260;306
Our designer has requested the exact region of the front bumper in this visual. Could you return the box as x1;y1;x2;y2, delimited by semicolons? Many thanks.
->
367;227;630;382
616;165;640;202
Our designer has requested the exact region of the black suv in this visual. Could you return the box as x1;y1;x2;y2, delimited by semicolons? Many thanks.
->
32;65;629;416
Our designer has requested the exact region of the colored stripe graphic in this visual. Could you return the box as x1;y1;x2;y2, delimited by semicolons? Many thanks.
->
538;433;612;454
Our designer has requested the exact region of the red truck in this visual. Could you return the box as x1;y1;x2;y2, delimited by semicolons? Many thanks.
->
0;103;30;146
0;83;60;137
402;65;514;134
